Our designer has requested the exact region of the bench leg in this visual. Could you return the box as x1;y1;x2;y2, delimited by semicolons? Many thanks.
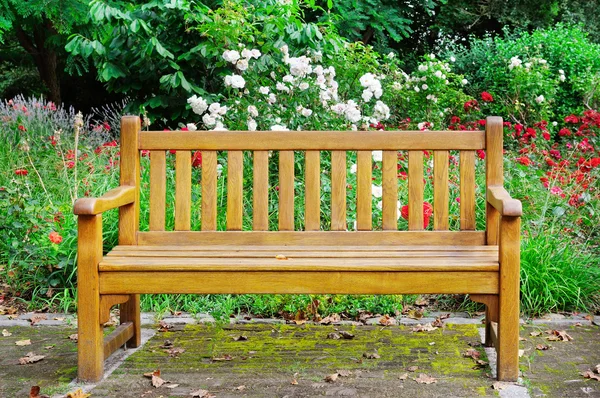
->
77;215;104;382
120;294;141;347
470;294;499;347
497;216;520;381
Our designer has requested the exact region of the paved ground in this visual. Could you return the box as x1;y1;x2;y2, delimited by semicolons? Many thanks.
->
0;313;598;397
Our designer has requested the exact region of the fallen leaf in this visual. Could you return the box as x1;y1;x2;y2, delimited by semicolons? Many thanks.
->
160;340;174;349
30;314;47;326
291;379;298;385
320;314;341;325
412;323;437;332
536;344;550;350
53;317;64;321
235;385;246;391
212;354;233;361
414;373;437;384
327;332;341;340
151;369;166;388
324;373;338;382
16;339;31;346
275;254;288;260
406;309;423;320
190;389;215;397
581;370;600;381
363;352;380;359
519;337;527;341
339;331;355;340
233;335;248;341
407;365;419;372
595;364;600;374
157;321;172;332
357;310;373;323
66;389;91;398
68;334;78;341
549;330;573;341
29;386;50;398
337;369;351;377
463;348;481;360
379;314;397;326
492;381;507;390
530;331;542;337
2;329;11;337
518;349;525;357
414;297;428;306
294;319;307;325
19;352;45;365
167;347;185;357
165;384;179;389
399;373;409;380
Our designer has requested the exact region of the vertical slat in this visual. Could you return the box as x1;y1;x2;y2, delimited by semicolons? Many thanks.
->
253;151;269;231
305;151;320;231
460;150;476;230
174;151;191;231
118;116;141;348
331;151;346;231
497;216;521;381
408;151;424;230
486;116;503;245
356;151;372;230
278;151;295;231
201;151;217;231
433;151;449;230
226;151;243;230
149;151;166;231
382;150;398;230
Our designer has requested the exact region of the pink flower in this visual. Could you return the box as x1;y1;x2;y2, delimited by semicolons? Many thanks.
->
550;186;563;195
49;231;63;244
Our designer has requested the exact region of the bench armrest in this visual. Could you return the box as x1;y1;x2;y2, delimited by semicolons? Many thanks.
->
487;186;522;217
73;186;136;215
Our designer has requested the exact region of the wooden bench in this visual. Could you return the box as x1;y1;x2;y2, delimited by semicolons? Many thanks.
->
74;115;522;382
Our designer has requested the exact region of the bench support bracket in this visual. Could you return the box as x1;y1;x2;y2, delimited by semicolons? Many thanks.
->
470;294;499;347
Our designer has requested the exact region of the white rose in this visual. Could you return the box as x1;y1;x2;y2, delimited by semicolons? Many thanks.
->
236;59;249;71
461;79;468;85
535;95;545;104
372;185;383;198
362;89;373;102
247;105;258;118
372;150;383;162
222;50;240;64
271;124;289;131
422;84;428;90
259;86;270;95
202;113;216;126
299;82;309;91
350;164;357;173
186;123;197;131
247;118;257;131
301;108;313;117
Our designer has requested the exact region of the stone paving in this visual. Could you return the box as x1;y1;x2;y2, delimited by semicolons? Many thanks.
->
0;312;598;397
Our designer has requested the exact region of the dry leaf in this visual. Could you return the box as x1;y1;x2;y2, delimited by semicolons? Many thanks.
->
157;320;172;332
595;364;600;374
16;339;31;346
379;314;397;326
530;331;542;337
324;373;338;382
319;314;341;325
339;331;355;340
406;309;423;320
19;352;45;365
275;254;288;260
233;335;248;341
519;337;527;341
536;344;549;350
492;381;507;390
160;340;174;349
363;352;380;359
463;348;481;360
291;379;298;385
235;385;246;391
550;330;573;341
412;323;437;332
327;332;341;340
581;370;600;381
66;389;91;398
30;314;47;326
399;373;409;380
415;297;428;306
337;369;351;377
167;347;185;357
407;365;419;372
212;354;233;361
152;371;166;388
190;389;215;397
414;373;437;384
68;334;78;341
518;349;525;357
29;386;50;398
2;329;11;337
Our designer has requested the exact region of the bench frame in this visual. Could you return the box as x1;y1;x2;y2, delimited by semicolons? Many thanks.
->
74;116;521;382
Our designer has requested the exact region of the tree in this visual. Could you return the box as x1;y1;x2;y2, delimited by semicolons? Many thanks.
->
0;0;90;104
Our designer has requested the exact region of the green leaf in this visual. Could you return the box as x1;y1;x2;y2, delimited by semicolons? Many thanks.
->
130;19;140;33
178;71;191;92
552;207;566;217
152;37;174;59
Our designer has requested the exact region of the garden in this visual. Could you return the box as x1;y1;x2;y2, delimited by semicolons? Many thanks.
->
1;0;599;321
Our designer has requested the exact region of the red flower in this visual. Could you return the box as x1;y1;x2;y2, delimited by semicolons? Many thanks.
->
66;161;75;169
192;151;202;167
480;92;493;102
49;231;63;244
103;140;118;147
558;128;571;137
564;114;579;124
450;116;460;124
476;150;485;160
15;169;28;176
18;125;26;131
463;99;479;113
514;124;523;137
400;202;433;229
542;132;550;140
477;119;486;126
516;156;532;166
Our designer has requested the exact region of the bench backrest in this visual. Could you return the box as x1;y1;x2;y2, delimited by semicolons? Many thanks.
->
118;116;504;246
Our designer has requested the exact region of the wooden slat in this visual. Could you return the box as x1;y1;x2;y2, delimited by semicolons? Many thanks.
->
382;150;398;230
101;271;499;295
460;151;476;230
112;244;499;252
137;231;487;246
490;321;499;348
140;130;485;151
486;117;504;245
408;151;424;230
201;151;217;231
356;151;372;230
103;322;134;359
174;151;191;231
331;151;347;231
149;151;166;231
433;151;449;230
226;151;243;230
252;151;269;231
278;151;295;231
100;257;499;272
106;251;498;259
304;151;320;231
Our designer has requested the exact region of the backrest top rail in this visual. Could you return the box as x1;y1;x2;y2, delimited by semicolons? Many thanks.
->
139;130;485;151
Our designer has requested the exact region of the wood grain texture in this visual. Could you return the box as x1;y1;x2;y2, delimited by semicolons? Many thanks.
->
278;151;295;231
487;186;523;216
460;151;476;230
201;151;217;231
137;231;487;246
149;151;166;230
486;116;503;245
77;215;104;382
119;294;141;347
382;151;398;230
408;151;424;230
356;151;372;230
470;294;499;347
118;116;140;245
497;216;521;381
331;151;347;230
103;322;134;360
174;151;192;231
433;151;449;230
99;271;499;295
226;151;243;230
252;151;269;231
99;294;129;324
140;130;485;150
73;186;136;216
304;151;320;231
